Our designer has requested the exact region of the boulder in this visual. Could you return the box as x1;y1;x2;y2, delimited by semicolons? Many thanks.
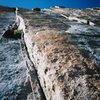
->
33;8;41;12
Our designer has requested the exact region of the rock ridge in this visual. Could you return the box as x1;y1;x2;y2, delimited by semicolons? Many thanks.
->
0;6;100;100
20;7;100;100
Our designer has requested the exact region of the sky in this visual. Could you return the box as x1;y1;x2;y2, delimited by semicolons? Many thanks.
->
0;0;100;9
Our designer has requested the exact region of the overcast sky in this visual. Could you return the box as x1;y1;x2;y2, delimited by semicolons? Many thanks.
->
0;0;100;9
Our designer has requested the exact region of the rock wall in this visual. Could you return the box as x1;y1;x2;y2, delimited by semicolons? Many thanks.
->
1;6;99;100
20;7;100;100
16;14;46;100
0;7;32;100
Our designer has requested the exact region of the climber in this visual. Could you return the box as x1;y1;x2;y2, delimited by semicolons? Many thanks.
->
7;24;12;30
87;20;90;25
15;7;18;15
12;23;18;30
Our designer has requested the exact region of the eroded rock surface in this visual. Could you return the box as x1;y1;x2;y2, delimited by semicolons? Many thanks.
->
0;6;100;100
0;7;32;100
20;7;100;100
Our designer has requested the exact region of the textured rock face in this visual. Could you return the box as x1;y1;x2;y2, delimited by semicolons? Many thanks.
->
0;7;32;100
0;6;100;100
21;7;100;100
24;30;100;100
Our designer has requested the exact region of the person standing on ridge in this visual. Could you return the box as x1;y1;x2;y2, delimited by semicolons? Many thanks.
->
15;7;20;27
15;7;18;15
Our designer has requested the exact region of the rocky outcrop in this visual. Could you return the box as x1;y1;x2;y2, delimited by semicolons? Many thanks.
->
0;6;100;100
20;7;100;100
0;7;32;100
